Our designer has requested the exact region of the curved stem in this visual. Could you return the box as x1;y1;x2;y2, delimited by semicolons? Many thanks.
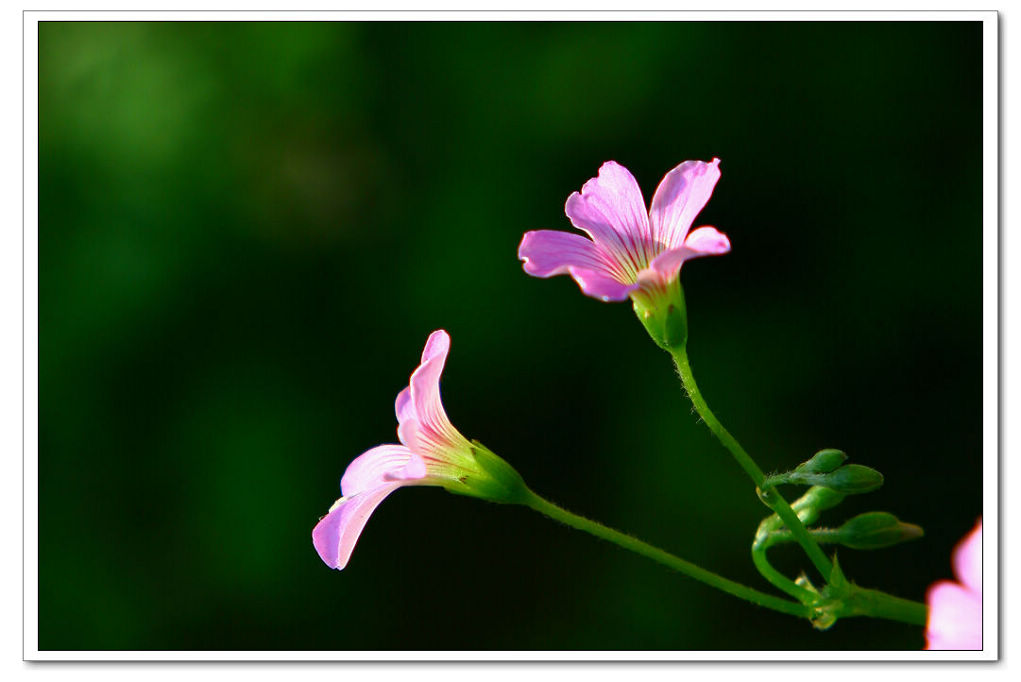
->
671;349;835;581
523;490;810;619
751;543;817;602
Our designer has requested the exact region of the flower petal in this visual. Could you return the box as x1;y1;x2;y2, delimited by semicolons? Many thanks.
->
649;158;722;249
565;161;653;275
518;230;613;278
926;581;982;650
341;444;425;498
649;226;731;280
312;483;402;570
684;226;731;255
395;386;416;445
566;267;639;301
518;230;639;301
953;520;982;594
395;386;414;422
407;330;463;448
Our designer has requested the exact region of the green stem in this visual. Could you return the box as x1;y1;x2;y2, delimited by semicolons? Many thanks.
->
524;490;810;618
751;543;817;602
753;529;929;625
841;586;929;626
670;349;835;581
760;527;843;549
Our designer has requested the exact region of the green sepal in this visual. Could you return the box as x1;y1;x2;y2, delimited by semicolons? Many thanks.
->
828;555;849;590
633;297;663;348
443;440;532;505
632;279;688;352
663;303;688;349
810;557;850;631
834;512;924;550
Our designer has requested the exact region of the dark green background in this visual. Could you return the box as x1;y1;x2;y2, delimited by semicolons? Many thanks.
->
38;21;983;651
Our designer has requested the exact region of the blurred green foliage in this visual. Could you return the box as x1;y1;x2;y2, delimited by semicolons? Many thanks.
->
38;21;982;651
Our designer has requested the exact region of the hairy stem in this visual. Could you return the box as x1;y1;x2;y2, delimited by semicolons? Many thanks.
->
524;490;810;618
671;349;835;581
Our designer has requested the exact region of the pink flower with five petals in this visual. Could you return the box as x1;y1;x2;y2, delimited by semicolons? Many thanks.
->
518;159;731;303
312;330;489;570
926;519;982;650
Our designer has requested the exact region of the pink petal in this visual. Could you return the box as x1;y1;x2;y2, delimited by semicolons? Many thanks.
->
649;158;722;249
395;386;415;422
407;330;461;447
565;161;653;271
312;483;402;570
518;230;637;301
926;581;982;650
953;521;982;594
518;230;614;278
567;267;639;302
684;226;731;255
649;226;731;280
395;386;416;445
341;444;425;498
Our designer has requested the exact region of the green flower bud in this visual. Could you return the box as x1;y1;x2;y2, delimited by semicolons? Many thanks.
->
835;512;924;550
756;486;846;547
816;464;885;495
794;449;848;475
791;485;846;525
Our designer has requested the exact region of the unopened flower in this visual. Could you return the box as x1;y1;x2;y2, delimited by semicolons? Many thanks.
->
926;520;982;650
518;160;730;304
312;330;527;570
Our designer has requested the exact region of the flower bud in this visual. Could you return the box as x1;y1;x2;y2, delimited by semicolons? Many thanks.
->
791;485;846;525
836;512;924;550
794;449;848;475
816;464;884;495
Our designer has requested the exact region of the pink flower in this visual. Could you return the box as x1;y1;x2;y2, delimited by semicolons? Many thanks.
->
926;520;982;650
312;330;488;570
518;159;731;303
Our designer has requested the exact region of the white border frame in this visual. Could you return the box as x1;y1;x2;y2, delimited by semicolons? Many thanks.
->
22;9;999;662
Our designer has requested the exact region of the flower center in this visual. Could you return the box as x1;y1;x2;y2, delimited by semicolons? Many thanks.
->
602;238;670;285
